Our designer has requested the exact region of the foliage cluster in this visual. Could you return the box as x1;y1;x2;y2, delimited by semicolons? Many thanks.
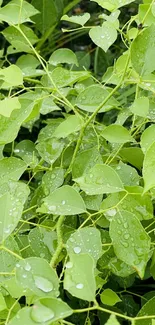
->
1;0;155;324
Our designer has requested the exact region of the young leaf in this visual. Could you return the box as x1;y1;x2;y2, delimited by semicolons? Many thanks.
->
130;97;149;117
131;25;155;76
53;115;83;139
61;13;90;26
49;48;78;66
140;124;155;154
105;315;120;325
100;289;121;306
51;67;90;88
0;97;21;117
143;141;155;193
0;65;23;88
109;210;151;278
36;138;64;165
42;168;64;196
91;0;134;11
0;181;29;242
135;296;155;325
66;227;102;263
74;164;124;195
38;185;86;215
101;124;133;143
15;257;59;297
120;147;144;170
89;22;117;52
64;254;96;301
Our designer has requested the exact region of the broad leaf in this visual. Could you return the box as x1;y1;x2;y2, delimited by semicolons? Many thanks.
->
91;0;134;11
0;65;23;88
109;210;151;278
32;0;58;34
100;289;121;306
74;164;124;195
135;296;155;325
36;138;64;165
42;168;64;196
143;141;155;193
0;157;27;184
49;48;78;66
64;254;96;301
66;227;102;263
15;257;59;297
130;97;149;117
141;124;155;154
0;97;21;117
53;115;83;139
61;13;90;26
89;22;117;52
38;185;86;215
101;124;133;143
14;140;38;167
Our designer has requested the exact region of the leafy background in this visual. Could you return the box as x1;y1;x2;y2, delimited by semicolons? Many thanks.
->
0;0;155;324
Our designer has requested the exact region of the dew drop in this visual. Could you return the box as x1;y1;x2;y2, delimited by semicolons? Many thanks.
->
31;304;54;323
124;233;130;240
62;200;66;205
73;246;81;254
121;241;129;248
66;261;73;269
34;276;53;293
24;263;31;271
76;283;84;289
123;222;128;229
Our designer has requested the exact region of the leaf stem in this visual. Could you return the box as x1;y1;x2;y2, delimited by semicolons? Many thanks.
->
50;215;65;268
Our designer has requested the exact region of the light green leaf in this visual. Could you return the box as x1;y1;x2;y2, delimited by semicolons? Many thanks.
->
64;254;96;301
49;48;78;66
40;97;60;115
16;54;42;77
89;22;117;52
135;296;155;325
75;85;119;112
8;307;36;325
114;162;139;186
3;25;38;54
0;181;29;242
0;65;23;88
66;227;102;263
74;164;124;195
130;97;149;117
38;185;86;215
91;0;134;11
143;141;155;193
0;293;6;312
101;124;133;143
0;97;21;117
100;288;121;306
141;125;155;154
16;257;59;297
61;13;90;26
51;67;90;88
0;0;38;24
105;315;120;325
131;25;155;76
0;157;27;185
42;168;64;196
14;140;38;167
31;0;58;34
109;210;151;278
53;115;83;138
36;138;64;165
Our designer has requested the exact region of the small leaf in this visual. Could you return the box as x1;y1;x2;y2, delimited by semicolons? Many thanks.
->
36;138;64;165
0;0;38;25
109;210;151;278
38;185;86;215
105;315;120;325
141;125;155;154
49;48;78;66
0;157;27;184
135;296;155;325
101;124;133;143
143;141;155;193
100;289;121;306
120;147;144;170
15;257;59;297
42;168;64;196
64;254;96;301
74;164;124;195
51;67;90;88
91;0;134;11
61;13;90;26
0;97;21;117
66;227;102;263
130;97;149;117
0;65;23;88
53;115;83;139
89;21;117;52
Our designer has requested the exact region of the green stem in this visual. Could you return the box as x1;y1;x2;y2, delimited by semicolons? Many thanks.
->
63;0;82;14
36;25;57;51
50;215;65;268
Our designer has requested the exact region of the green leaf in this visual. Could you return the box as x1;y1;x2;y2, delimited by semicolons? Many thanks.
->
53;115;83;139
42;168;64;196
0;293;6;312
109;210;151;278
114;161;139;186
0;157;27;184
130;97;149;117
74;164;124;195
120;147;144;170
89;22;117;52
75;85;119;112
135;296;155;325
0;0;39;24
61;13;90;26
36;138;64;165
66;227;102;263
141;125;155;154
49;48;78;66
3;25;38;54
131;25;155;76
143;141;155;193
15;257;59;297
105;315;120;325
0;97;21;117
14;140;38;167
51;67;90;88
0;181;29;242
38;185;86;215
64;254;96;301
100;288;121;306
0;65;23;88
91;0;134;11
31;0;58;34
40;97;60;115
101;124;133;143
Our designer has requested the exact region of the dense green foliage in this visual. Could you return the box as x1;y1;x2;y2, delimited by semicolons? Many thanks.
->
1;0;155;324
